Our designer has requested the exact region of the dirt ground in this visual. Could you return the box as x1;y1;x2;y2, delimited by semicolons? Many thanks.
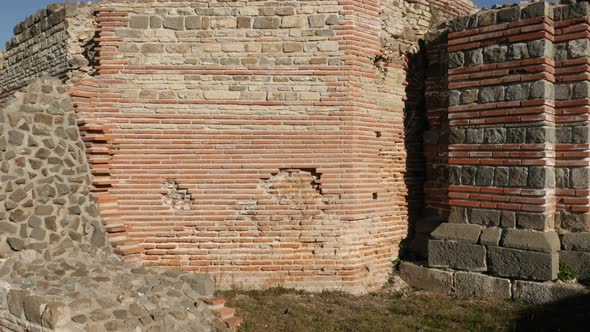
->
220;283;590;332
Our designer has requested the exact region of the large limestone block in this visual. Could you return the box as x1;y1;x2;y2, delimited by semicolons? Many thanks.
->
431;223;482;243
488;246;558;281
399;262;453;294
562;232;590;252
560;250;590;279
428;240;487;271
502;229;560;253
513;280;589;304
454;272;512;299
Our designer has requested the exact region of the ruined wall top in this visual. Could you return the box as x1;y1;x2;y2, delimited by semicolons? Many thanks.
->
0;2;95;99
448;1;590;33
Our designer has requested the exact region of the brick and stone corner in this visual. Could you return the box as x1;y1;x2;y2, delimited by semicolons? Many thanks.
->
403;0;590;304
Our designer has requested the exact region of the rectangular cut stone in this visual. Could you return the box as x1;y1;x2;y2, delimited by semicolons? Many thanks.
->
479;227;502;246
562;232;590;252
513;280;589;304
428;240;487;271
470;209;500;226
454;272;511;299
399;262;453;294
430;223;482;243
560;250;590;279
517;212;552;231
488;246;558;281
502;229;560;253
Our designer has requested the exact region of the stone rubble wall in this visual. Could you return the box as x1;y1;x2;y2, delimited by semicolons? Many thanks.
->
0;248;226;331
0;3;96;100
417;1;590;293
0;77;233;331
0;77;109;258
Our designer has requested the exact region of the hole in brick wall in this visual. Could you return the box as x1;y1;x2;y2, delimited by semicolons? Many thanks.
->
278;168;323;194
161;179;192;211
260;168;324;207
375;131;382;138
81;28;99;76
373;193;378;200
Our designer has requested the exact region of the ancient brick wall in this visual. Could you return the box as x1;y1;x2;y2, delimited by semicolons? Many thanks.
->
0;0;475;294
82;0;400;292
422;1;590;293
59;0;469;292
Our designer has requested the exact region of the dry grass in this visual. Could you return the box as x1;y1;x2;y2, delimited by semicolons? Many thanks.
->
220;287;528;332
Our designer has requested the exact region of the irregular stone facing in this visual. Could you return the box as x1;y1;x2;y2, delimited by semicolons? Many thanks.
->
399;262;453;294
454;272;511;299
0;78;109;258
487;247;558;281
428;240;487;271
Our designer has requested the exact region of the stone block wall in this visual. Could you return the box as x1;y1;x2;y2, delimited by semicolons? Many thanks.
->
425;1;590;286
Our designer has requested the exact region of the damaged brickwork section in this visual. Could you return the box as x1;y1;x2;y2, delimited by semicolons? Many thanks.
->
0;78;236;331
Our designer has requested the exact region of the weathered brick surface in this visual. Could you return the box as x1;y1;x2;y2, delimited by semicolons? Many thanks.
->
61;0;475;292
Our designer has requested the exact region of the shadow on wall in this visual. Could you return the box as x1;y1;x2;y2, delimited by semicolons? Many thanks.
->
401;37;449;260
403;40;428;234
400;40;428;260
514;294;590;331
